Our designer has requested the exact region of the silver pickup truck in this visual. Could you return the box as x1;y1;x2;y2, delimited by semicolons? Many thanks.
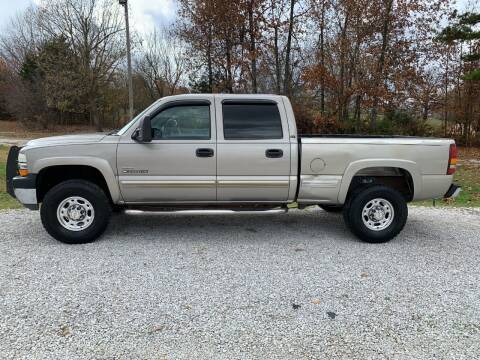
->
6;94;460;244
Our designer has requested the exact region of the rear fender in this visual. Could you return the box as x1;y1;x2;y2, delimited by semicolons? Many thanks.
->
338;159;421;203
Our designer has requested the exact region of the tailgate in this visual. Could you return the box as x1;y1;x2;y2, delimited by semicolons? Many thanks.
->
6;146;20;198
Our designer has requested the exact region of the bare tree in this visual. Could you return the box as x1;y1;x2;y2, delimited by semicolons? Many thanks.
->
0;7;46;72
136;28;187;99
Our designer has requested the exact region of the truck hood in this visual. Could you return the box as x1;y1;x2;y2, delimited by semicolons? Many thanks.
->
25;133;108;148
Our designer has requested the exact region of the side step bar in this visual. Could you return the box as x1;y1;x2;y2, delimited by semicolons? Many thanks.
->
125;208;289;215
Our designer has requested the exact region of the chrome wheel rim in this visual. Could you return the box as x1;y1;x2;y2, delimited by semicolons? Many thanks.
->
362;198;394;231
56;196;95;231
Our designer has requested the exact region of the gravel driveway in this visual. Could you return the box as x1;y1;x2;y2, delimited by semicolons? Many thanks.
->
1;207;479;359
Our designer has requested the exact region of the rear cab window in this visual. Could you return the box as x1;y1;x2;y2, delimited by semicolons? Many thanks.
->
222;101;283;140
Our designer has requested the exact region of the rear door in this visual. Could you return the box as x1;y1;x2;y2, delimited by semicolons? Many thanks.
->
215;98;291;202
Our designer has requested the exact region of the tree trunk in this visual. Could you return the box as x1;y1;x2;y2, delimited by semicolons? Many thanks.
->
274;24;281;94
225;35;234;93
423;99;429;122
319;1;326;114
444;47;449;137
283;0;295;95
354;95;361;131
248;0;258;93
89;96;101;132
370;0;393;131
338;10;350;123
207;29;213;92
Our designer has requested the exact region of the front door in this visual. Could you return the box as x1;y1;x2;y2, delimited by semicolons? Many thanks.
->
117;98;217;203
215;98;291;202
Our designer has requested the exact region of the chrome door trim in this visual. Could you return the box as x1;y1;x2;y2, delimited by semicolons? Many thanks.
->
119;179;291;188
217;180;289;188
121;180;216;187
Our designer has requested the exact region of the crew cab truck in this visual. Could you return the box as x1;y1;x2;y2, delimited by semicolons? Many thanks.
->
6;94;460;244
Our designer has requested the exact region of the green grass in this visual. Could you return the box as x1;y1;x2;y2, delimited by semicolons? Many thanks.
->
414;162;480;207
448;163;480;206
426;117;443;129
414;147;480;207
0;146;21;210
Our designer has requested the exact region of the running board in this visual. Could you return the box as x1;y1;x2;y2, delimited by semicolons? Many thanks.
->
125;208;288;215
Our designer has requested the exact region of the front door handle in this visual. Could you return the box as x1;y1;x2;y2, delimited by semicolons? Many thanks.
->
196;148;214;158
265;149;283;158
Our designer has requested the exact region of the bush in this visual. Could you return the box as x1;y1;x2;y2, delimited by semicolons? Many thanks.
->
377;110;434;137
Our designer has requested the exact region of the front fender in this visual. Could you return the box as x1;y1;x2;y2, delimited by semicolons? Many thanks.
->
337;159;421;203
32;157;121;203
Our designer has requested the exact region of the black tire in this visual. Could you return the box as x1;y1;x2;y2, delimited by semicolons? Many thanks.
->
343;185;408;243
112;204;126;214
40;180;112;244
319;204;344;213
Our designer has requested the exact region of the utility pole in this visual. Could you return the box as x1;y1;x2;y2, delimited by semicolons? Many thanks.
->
119;0;134;120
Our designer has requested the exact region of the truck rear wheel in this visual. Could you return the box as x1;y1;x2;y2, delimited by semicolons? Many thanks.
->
343;185;408;243
40;180;112;244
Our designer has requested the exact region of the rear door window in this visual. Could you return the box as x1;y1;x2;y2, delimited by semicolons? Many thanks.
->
222;103;283;140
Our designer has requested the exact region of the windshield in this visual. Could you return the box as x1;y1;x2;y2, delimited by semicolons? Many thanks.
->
116;100;162;136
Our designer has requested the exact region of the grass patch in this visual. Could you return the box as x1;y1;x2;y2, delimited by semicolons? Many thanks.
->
448;162;480;206
414;164;480;207
413;147;480;208
0;120;112;140
0;145;21;210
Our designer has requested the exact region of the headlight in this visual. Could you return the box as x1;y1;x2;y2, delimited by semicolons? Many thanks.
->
17;153;29;176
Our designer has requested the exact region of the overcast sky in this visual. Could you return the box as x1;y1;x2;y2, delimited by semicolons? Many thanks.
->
0;0;477;36
0;0;176;34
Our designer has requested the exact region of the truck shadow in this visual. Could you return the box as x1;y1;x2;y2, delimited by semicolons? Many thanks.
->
106;209;357;245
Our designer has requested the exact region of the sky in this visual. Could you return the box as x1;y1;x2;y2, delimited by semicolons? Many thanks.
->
0;0;477;36
0;0;176;35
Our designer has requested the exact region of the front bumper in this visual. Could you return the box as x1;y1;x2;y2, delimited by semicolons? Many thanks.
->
12;174;38;209
444;184;462;199
6;146;38;210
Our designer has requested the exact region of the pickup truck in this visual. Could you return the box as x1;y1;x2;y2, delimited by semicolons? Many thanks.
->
6;94;460;244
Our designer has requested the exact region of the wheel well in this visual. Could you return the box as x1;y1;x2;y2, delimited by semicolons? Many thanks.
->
36;165;112;204
347;167;414;202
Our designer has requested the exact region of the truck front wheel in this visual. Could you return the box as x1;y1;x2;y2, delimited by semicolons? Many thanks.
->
343;185;408;243
40;180;112;244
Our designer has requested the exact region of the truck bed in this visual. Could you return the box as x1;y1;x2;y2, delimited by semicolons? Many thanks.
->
297;135;454;204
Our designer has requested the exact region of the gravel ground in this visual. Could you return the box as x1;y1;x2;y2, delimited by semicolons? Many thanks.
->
0;206;479;360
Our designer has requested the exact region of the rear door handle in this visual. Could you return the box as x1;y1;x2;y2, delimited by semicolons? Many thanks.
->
196;148;214;157
265;149;283;158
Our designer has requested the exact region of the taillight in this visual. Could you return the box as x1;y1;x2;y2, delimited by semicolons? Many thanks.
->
447;143;457;175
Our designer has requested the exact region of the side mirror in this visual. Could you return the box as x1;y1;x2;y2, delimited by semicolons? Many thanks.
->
132;115;152;142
